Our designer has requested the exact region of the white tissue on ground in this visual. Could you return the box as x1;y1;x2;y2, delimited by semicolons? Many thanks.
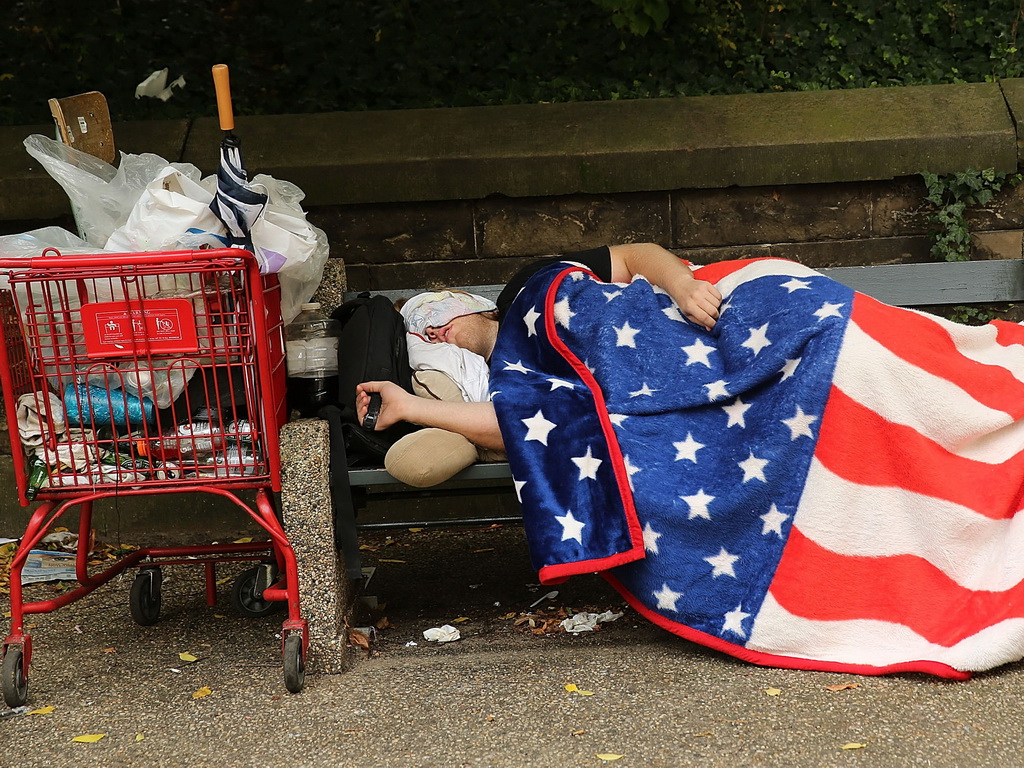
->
559;611;625;634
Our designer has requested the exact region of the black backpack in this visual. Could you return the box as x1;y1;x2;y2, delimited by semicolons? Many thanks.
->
324;292;418;464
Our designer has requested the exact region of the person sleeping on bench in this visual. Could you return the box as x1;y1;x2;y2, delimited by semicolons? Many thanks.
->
358;243;722;486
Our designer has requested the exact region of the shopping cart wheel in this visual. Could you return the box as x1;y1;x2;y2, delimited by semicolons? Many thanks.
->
2;648;28;708
129;567;163;626
283;634;305;694
230;564;282;618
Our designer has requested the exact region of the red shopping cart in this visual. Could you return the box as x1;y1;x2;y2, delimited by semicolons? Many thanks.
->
0;247;306;706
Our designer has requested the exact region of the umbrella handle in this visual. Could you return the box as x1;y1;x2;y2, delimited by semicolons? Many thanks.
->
212;64;235;132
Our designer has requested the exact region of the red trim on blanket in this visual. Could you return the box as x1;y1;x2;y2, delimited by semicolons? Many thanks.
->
542;266;647;567
601;571;972;680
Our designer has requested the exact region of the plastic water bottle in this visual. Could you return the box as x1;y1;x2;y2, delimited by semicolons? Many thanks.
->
284;303;340;416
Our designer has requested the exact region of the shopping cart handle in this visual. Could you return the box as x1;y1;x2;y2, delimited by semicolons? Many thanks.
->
0;248;256;271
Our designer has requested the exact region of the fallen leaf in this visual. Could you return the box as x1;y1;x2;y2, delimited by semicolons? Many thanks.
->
192;687;212;699
408;528;424;532
348;629;372;657
72;734;106;743
572;729;587;736
472;548;495;553
499;612;517;620
178;652;199;663
102;648;116;654
233;537;253;543
596;754;624;761
565;683;578;692
375;616;391;629
378;559;406;564
841;743;867;750
825;683;861;691
452;617;471;623
135;734;145;742
213;614;227;619
216;577;232;585
765;687;782;696
28;706;54;715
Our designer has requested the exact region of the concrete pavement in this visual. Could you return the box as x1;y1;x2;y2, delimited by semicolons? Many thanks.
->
3;525;1023;767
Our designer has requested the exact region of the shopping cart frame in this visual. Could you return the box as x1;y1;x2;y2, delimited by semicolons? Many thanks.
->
0;248;307;706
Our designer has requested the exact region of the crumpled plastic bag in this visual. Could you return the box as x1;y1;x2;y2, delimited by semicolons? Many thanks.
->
559;611;625;634
104;165;227;253
22;134;329;323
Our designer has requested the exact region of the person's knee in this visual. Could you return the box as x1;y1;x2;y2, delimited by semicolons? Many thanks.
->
384;428;478;487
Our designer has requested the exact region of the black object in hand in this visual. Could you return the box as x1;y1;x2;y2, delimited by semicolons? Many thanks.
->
362;392;382;431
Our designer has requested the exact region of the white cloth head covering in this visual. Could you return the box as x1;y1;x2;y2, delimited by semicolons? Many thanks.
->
400;290;497;337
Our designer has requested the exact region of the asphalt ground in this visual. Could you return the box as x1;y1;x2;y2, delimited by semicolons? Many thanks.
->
3;524;1024;768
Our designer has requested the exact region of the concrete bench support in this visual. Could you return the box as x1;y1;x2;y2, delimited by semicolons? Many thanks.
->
278;418;350;673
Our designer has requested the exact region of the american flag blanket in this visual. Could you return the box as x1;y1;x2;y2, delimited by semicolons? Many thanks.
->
490;257;1024;679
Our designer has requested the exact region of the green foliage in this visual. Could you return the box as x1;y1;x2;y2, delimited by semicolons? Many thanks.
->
921;168;1020;261
944;304;1002;324
2;1;1024;125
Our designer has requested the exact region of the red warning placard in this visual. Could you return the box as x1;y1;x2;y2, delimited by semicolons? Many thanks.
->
81;299;199;357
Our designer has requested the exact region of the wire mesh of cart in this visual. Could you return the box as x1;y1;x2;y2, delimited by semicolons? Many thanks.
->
0;247;308;706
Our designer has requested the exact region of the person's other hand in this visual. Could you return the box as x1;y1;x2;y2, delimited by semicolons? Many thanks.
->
355;381;410;431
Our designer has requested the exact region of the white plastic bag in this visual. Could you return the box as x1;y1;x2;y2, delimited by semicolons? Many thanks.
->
104;166;227;253
23;134;203;248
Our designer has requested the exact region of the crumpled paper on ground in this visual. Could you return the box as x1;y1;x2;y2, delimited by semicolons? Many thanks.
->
423;625;461;643
559;611;624;634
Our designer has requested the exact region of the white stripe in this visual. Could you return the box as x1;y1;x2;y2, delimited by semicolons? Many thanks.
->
941;314;1024;384
703;260;825;300
750;593;1024;672
795;459;1024;592
834;321;1017;461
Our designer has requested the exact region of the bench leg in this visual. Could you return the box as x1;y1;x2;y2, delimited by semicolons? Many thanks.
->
279;418;351;674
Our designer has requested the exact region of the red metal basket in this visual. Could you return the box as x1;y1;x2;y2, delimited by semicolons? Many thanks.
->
0;248;305;705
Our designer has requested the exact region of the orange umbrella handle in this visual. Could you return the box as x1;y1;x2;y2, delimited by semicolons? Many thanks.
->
212;64;235;132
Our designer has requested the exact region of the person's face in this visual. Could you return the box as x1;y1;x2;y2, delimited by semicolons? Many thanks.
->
425;313;497;360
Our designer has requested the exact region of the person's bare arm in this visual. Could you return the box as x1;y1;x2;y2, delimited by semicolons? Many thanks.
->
608;243;722;330
356;381;505;451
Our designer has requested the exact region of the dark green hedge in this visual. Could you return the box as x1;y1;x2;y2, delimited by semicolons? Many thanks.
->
2;0;1023;126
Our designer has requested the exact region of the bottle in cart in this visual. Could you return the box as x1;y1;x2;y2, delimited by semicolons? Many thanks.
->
284;302;340;417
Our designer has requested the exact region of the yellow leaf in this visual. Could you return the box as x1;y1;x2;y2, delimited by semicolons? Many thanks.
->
233;537;253;543
841;743;867;750
597;754;624;761
379;559;406;563
408;528;424;532
213;614;227;619
565;683;578;692
179;652;199;662
216;577;232;585
72;734;106;743
765;687;782;696
135;734;145;742
572;729;587;736
192;686;212;699
452;617;471;623
499;612;517;620
28;706;54;715
577;689;595;696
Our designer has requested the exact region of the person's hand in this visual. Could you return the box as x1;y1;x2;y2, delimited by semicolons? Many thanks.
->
674;278;722;331
355;381;410;431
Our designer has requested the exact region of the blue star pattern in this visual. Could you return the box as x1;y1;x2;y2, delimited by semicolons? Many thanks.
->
491;260;854;646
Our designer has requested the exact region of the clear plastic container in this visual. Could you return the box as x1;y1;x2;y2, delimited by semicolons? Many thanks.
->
284;302;340;416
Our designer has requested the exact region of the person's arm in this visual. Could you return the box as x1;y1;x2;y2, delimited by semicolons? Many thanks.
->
608;243;722;330
356;380;505;451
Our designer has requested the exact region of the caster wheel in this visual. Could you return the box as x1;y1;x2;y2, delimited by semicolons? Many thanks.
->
283;634;305;694
230;564;281;618
2;648;28;708
129;567;162;626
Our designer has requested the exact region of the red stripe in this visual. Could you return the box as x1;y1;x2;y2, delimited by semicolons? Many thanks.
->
771;527;1024;647
601;571;970;679
692;258;789;285
994;318;1024;348
852;294;1024;416
816;387;1024;519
